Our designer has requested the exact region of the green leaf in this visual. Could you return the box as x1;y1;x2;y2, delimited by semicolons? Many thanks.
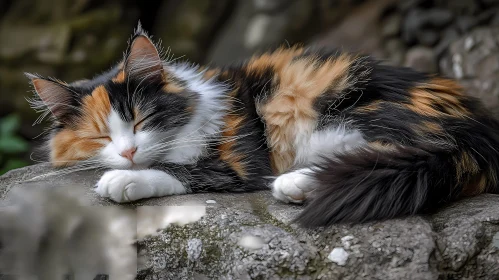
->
0;135;29;153
0;158;28;175
0;114;21;136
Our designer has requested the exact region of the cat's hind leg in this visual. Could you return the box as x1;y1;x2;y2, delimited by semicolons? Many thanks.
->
271;127;366;204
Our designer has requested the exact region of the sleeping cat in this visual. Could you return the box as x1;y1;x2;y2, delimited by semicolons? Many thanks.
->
26;24;499;227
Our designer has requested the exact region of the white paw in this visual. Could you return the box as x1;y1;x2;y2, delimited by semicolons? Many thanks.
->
95;170;155;203
271;169;316;204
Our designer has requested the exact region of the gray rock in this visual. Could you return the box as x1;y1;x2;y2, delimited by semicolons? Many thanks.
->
152;0;234;63
402;9;423;44
440;27;499;114
1;164;499;279
482;0;499;7
187;238;204;261
417;29;440;47
312;0;396;60
399;0;425;12
425;9;454;27
434;27;460;58
384;38;406;65
402;8;453;44
253;0;291;12
207;0;315;65
445;0;480;15
456;15;478;33
404;46;437;73
381;13;402;37
491;11;499;25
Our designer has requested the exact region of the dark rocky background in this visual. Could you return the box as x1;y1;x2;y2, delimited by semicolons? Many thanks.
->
2;0;499;172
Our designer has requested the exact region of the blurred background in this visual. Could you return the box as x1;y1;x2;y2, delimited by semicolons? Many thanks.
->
1;0;499;174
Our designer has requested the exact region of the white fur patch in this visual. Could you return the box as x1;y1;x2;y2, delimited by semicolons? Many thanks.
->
272;168;316;203
294;126;366;166
273;126;366;204
163;63;229;163
95;169;186;202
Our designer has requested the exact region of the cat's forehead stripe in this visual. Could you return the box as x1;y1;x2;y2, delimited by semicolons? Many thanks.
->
79;85;111;134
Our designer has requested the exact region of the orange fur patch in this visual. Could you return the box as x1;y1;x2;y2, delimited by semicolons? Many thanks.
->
421;121;443;134
461;173;488;196
111;62;125;83
407;78;469;118
50;130;106;166
79;85;112;135
163;81;184;93
456;151;480;176
369;140;397;152
355;100;381;113
251;48;355;173
133;107;145;132
415;120;444;136
50;85;112;166
202;68;222;80
245;47;305;75
112;70;125;83
218;113;248;178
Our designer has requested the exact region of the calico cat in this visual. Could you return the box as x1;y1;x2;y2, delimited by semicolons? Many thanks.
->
26;24;499;227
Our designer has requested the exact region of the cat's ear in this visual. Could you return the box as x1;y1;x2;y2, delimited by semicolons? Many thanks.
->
124;23;164;82
25;73;73;120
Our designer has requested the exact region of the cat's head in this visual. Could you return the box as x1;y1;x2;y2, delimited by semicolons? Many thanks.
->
27;25;203;169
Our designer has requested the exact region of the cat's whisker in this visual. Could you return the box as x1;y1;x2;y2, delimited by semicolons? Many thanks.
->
26;165;105;182
147;134;252;156
146;132;250;151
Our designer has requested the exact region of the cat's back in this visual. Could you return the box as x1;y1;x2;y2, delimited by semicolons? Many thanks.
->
227;46;499;173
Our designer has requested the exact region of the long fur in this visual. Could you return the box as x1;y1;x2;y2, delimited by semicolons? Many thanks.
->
297;146;457;226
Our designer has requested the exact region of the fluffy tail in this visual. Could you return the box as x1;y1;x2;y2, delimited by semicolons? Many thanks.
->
295;144;498;227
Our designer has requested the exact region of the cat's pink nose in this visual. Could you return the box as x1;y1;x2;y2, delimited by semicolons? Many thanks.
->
120;147;137;161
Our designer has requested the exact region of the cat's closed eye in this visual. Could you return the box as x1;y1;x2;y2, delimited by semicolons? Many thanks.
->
89;136;111;141
134;113;155;132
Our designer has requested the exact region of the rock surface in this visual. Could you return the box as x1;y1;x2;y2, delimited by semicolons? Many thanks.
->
1;164;499;279
440;27;499;115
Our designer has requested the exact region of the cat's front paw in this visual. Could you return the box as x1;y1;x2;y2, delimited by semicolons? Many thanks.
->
271;169;316;204
95;170;154;203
